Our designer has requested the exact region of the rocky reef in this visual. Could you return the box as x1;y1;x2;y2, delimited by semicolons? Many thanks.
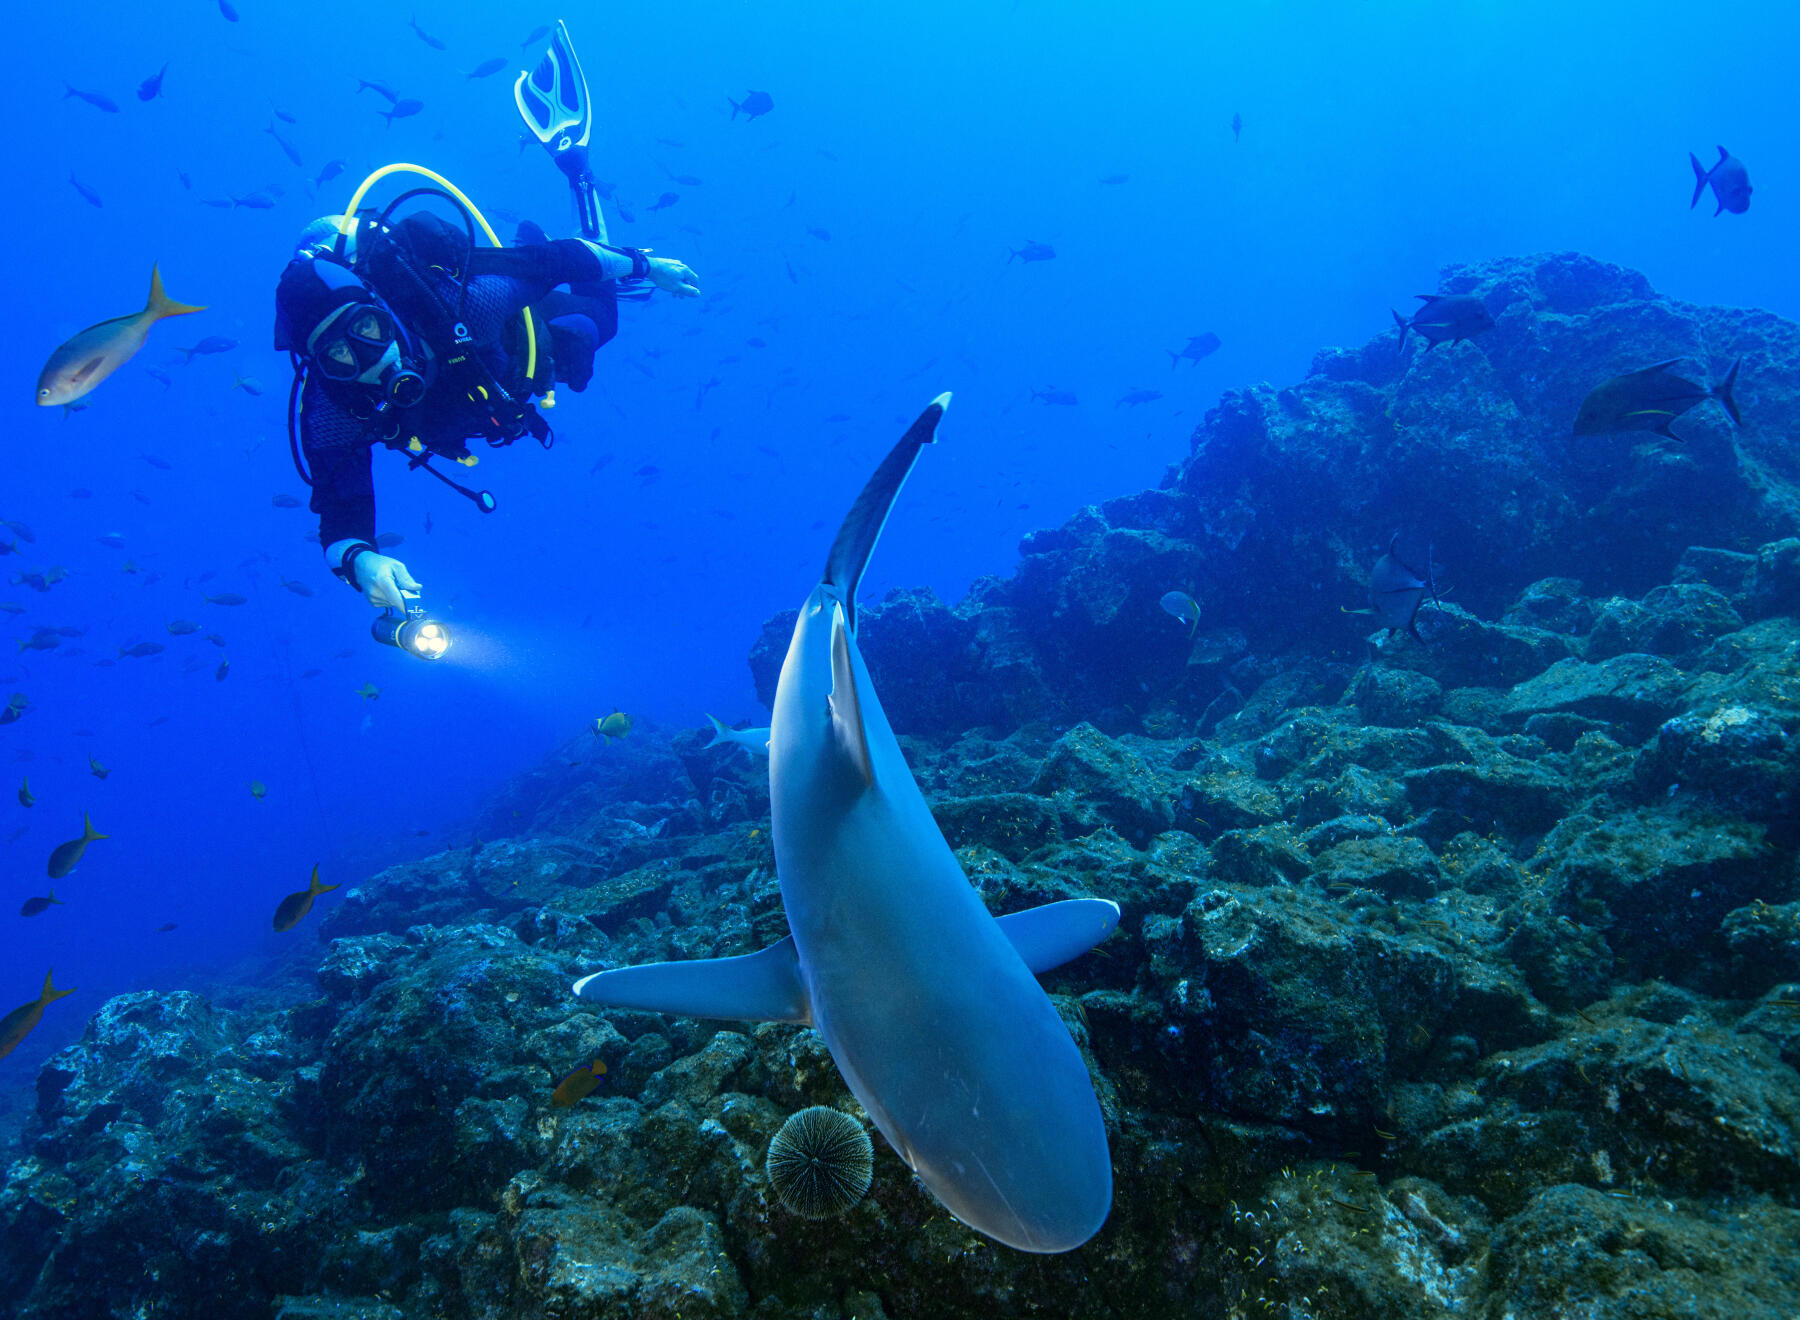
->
4;253;1799;1319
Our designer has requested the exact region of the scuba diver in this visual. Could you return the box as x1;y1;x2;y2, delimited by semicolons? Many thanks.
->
274;22;697;618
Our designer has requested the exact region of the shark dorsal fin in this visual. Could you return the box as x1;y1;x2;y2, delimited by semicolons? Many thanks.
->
822;394;949;631
829;607;875;789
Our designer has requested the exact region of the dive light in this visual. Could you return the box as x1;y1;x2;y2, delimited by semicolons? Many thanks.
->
373;598;452;661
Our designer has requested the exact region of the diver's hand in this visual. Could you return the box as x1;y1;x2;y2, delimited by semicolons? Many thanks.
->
645;256;700;298
354;553;421;611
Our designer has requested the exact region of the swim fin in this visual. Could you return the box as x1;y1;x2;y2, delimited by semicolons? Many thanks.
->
515;21;606;240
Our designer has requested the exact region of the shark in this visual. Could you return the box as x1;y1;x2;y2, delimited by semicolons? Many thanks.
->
703;713;770;759
574;394;1118;1252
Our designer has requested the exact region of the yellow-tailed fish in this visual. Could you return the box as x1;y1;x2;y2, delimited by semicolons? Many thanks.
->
36;266;205;406
272;865;339;932
0;970;75;1060
594;709;633;741
47;813;106;879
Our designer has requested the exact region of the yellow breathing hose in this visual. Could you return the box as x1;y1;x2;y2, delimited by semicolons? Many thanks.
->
337;163;539;387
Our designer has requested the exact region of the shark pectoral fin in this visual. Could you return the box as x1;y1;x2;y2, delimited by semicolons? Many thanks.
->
996;898;1122;974
828;608;875;789
573;935;811;1024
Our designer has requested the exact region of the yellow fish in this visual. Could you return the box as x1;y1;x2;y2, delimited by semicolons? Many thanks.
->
47;813;106;879
36;266;205;406
593;709;633;741
550;1059;608;1107
272;865;339;933
0;969;75;1060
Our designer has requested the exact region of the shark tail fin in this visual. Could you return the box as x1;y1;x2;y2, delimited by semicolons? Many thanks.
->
822;394;950;631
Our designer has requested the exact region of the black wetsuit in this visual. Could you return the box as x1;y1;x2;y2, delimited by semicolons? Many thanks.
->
277;214;620;548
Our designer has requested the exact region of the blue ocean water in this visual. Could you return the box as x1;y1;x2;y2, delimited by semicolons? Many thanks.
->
3;0;1795;1090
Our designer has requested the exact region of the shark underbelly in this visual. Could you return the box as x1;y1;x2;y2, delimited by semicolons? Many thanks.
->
778;776;1112;1253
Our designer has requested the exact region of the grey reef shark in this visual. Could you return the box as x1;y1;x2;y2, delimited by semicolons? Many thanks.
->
575;393;1119;1252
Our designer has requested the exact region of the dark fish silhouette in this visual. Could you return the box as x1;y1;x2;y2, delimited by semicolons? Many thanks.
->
1392;294;1493;352
1098;173;1129;185
648;192;679;211
1030;388;1078;406
47;814;106;879
64;85;119;113
1168;333;1221;368
69;174;102;208
409;15;446;50
314;159;347;187
1573;358;1742;441
218;0;238;20
468;58;507;79
1116;388;1162;408
1232;112;1242;142
1008;241;1056;264
356;79;399;106
265;124;302;167
177;335;237;361
521;25;551;47
272;866;339;932
729;90;774;120
1358;533;1441;642
19;892;62;918
138;62;169;102
1689;145;1751;216
381;98;425;127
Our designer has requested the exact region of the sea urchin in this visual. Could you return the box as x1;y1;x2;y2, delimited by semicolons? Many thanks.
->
766;1105;874;1219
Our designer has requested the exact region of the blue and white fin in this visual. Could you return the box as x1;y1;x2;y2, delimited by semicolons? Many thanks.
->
822;393;949;631
995;899;1121;974
573;935;810;1023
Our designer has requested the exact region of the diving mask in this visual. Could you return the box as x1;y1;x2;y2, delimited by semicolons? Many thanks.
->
309;302;425;407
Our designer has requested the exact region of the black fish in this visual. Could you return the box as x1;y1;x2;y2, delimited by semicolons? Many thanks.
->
314;159;347;187
381;99;424;127
409;15;446;50
356;79;399;106
138;62;169;102
68;174;102;208
1168;333;1221;368
468;57;507;79
1008;241;1055;264
1030;388;1078;406
1688;145;1751;216
1392;294;1493;352
521;25;551;47
1573;358;1742;441
648;192;679;211
729;90;774;120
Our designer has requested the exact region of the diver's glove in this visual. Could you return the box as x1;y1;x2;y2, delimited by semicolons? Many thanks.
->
645;256;701;298
328;540;421;611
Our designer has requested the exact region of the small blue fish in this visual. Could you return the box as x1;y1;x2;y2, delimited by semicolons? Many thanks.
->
1008;240;1055;264
218;0;238;21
